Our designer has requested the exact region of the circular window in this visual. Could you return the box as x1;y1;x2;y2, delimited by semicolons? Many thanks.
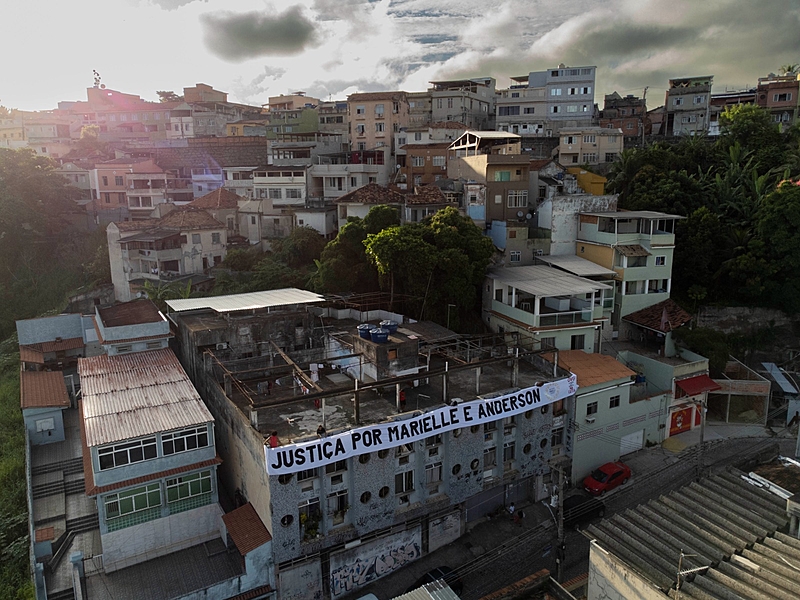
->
524;410;533;419
470;425;480;434
378;449;390;459
452;428;462;438
360;491;372;504
280;514;294;527
523;443;532;455
540;405;549;414
540;438;548;449
452;463;462;475
278;474;293;485
359;453;371;464
379;486;390;498
470;458;480;470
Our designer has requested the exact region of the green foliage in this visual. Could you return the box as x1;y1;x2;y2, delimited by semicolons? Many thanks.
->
363;205;400;234
719;104;785;169
222;248;264;272
272;226;327;269
672;327;731;375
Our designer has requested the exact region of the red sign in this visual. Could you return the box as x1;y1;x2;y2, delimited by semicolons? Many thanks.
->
670;406;693;436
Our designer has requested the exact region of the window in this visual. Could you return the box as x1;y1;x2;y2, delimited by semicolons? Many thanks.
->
774;93;792;102
425;434;442;448
414;132;423;141
494;170;511;182
484;446;497;469
582;153;598;163
191;233;201;244
325;460;347;474
251;215;257;225
103;193;111;204
510;251;521;263
268;188;282;199
98;437;157;470
412;156;424;167
551;106;560;114
425;462;442;486
211;233;221;244
432;155;445;167
511;92;520;98
395;470;414;494
655;255;666;266
586;402;599;416
673;97;684;106
540;336;555;350
693;95;706;104
162;426;209;455
36;418;55;432
568;87;578;96
564;135;577;144
297;468;318;482
604;153;617;162
571;334;585;350
375;122;385;132
355;105;365;115
567;105;578;113
626;122;634;130
583;135;596;143
357;142;366;151
166;470;212;503
498;106;521;116
104;483;161;520
375;103;384;116
507;190;528;208
550;88;562;96
115;176;124;186
524;107;535;114
286;188;302;199
447;98;454;109
327;490;348;523
551;427;564;446
102;176;108;186
609;395;620;409
503;441;515;463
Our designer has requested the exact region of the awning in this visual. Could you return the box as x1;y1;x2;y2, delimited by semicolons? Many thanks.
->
676;374;722;396
616;244;651;257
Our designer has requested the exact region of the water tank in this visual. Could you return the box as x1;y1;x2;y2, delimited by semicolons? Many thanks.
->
357;324;372;340
380;320;398;334
370;328;389;344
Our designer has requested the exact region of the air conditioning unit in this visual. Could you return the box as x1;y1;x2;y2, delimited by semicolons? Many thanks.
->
216;342;228;350
585;416;596;424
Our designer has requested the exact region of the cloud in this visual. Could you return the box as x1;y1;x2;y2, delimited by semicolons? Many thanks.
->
201;6;318;62
148;0;206;10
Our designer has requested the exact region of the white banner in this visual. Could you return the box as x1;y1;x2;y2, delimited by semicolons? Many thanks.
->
266;375;577;475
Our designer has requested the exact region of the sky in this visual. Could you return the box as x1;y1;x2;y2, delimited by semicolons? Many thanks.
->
2;0;800;112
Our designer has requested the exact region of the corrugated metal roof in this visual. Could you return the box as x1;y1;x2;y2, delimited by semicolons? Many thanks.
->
536;255;617;277
579;210;684;220
488;265;611;298
166;289;324;313
79;349;213;447
393;580;461;600
762;362;799;395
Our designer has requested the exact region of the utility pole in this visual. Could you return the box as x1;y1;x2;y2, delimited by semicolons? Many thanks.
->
550;457;568;581
696;396;706;481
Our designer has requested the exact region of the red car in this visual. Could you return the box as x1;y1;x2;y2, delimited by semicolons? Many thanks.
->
583;461;631;496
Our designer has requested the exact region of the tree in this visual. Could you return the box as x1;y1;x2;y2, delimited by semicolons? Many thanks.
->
365;224;436;307
363;204;400;234
272;226;326;268
779;64;799;76
718;104;785;171
156;90;183;103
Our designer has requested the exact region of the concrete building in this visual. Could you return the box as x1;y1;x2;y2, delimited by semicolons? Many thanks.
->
107;207;226;302
309;149;391;202
664;75;713;136
252;165;309;208
428;77;496;129
395;122;468;190
237;198;294;250
598;92;649;137
756;73;800;127
558;127;623;166
708;88;756;136
347;91;410;156
332;182;405;228
165;290;577;599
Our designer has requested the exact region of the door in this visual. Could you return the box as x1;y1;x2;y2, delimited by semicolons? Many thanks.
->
619;429;643;455
669;407;693;436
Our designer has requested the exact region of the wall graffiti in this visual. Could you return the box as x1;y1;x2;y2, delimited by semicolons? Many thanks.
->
329;526;422;597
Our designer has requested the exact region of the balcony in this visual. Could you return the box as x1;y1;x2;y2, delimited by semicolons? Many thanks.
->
491;299;592;328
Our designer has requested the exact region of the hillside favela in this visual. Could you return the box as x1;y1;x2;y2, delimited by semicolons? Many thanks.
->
3;4;800;600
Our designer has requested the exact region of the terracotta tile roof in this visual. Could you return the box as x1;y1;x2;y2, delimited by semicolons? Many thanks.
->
334;182;405;205
19;346;44;364
623;298;692;333
20;371;71;409
530;158;554;171
347;91;407;102
189;188;241;210
430;121;470;130
157;207;225;230
616;244;651;257
405;185;449;205
85;455;222;497
551;350;635;387
97;299;163;327
222;503;272;555
226;585;274;600
19;337;84;357
115;219;160;232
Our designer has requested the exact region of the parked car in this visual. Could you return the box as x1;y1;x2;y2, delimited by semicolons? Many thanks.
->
405;566;464;595
583;461;631;496
563;495;605;529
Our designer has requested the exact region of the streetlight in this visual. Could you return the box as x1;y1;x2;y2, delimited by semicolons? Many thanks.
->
446;303;456;330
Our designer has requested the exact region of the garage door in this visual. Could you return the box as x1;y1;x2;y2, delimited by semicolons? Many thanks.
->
620;429;644;455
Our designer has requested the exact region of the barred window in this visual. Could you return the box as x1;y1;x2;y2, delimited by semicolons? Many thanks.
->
98;437;157;470
507;190;528;208
162;426;209;456
166;471;212;503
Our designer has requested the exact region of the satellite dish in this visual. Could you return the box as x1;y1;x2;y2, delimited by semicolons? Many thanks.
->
526;213;533;220
516;211;524;218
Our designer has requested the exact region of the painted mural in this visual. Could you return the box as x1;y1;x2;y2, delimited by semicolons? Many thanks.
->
329;526;422;597
428;511;460;552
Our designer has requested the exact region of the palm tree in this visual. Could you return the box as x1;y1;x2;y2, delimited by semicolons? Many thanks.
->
779;64;799;76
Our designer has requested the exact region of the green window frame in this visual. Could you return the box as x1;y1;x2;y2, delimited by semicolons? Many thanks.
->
166;470;212;503
105;483;161;520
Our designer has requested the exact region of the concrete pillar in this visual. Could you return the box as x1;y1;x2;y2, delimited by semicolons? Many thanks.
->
70;551;84;579
475;366;481;395
512;354;518;387
354;380;360;424
442;362;449;404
